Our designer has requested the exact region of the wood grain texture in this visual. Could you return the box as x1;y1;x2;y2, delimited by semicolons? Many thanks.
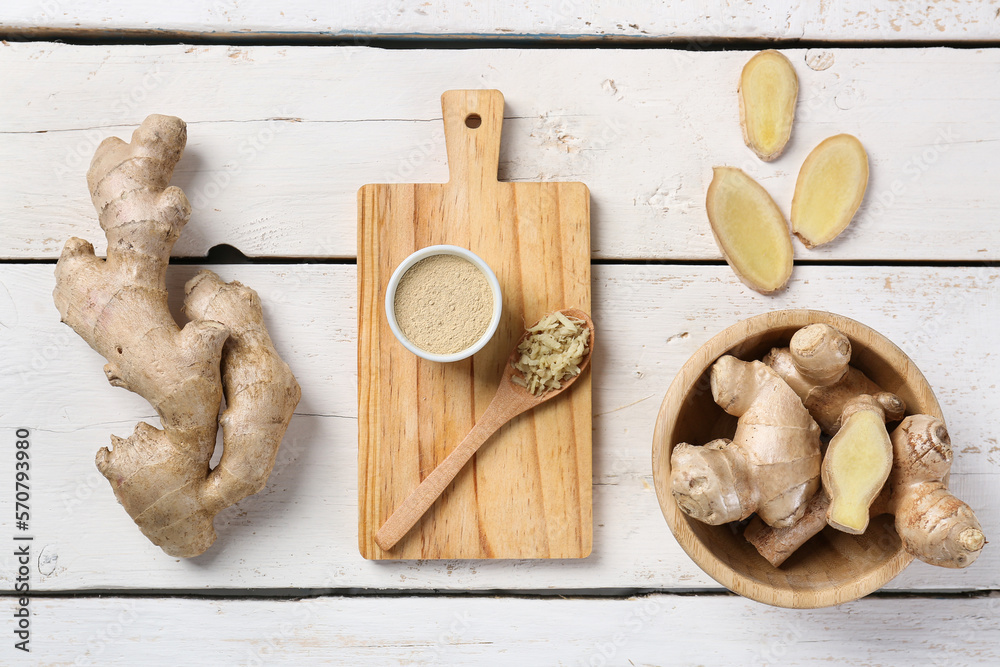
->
3;1;996;41
358;90;592;559
10;593;1000;666
0;264;996;592
3;44;1000;261
652;310;945;608
373;309;594;552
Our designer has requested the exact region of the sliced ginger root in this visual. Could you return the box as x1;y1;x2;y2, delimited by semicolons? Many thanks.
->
822;395;893;534
671;356;821;528
739;50;798;162
53;115;300;557
791;134;869;248
748;415;987;569
706;167;794;294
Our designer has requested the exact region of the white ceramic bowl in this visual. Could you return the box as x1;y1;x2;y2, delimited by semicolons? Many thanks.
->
384;245;503;362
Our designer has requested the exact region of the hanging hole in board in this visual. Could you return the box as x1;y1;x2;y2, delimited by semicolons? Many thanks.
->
465;113;482;129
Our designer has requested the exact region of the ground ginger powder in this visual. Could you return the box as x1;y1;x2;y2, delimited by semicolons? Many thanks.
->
394;254;493;355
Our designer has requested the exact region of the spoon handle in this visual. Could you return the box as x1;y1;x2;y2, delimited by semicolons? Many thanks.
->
374;387;530;551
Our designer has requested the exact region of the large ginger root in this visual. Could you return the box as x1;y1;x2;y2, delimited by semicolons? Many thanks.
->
764;323;905;435
53;115;300;557
822;395;894;534
883;416;986;568
706;167;794;295
671;356;821;528
739;50;798;162
745;415;986;569
791;134;869;248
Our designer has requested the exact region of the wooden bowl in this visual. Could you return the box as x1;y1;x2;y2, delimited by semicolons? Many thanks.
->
652;309;943;608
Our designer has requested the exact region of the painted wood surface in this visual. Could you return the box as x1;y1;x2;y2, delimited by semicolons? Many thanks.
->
2;43;1000;261
358;89;592;559
2;1;997;41
5;593;999;666
1;263;996;592
0;10;997;663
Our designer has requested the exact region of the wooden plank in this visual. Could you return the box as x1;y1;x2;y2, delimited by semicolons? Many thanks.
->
2;1;996;41
12;593;1000;665
3;43;1000;261
0;263;996;592
358;90;591;559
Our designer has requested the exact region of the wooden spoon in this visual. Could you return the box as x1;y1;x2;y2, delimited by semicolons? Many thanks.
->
374;308;595;552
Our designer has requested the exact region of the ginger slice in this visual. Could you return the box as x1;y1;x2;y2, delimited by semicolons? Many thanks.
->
822;397;893;534
706;167;794;294
747;414;987;569
791;134;869;248
739;50;798;162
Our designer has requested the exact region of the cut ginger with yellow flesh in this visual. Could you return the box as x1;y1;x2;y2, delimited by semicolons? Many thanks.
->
822;399;893;534
791;134;869;248
706;167;794;294
739;50;798;162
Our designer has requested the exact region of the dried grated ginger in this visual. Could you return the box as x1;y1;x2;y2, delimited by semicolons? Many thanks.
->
511;311;590;396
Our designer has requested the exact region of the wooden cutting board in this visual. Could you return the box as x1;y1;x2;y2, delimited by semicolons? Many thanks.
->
357;89;592;560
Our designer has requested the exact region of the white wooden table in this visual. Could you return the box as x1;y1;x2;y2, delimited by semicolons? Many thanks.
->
2;3;999;664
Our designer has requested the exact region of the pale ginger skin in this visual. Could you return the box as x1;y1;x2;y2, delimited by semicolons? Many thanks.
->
745;415;986;569
884;415;985;568
745;490;829;567
822;394;894;535
184;271;301;511
764;323;905;435
53;115;300;557
671;356;822;528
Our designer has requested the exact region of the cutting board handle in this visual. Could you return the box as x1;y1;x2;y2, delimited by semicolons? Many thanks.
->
442;89;504;187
